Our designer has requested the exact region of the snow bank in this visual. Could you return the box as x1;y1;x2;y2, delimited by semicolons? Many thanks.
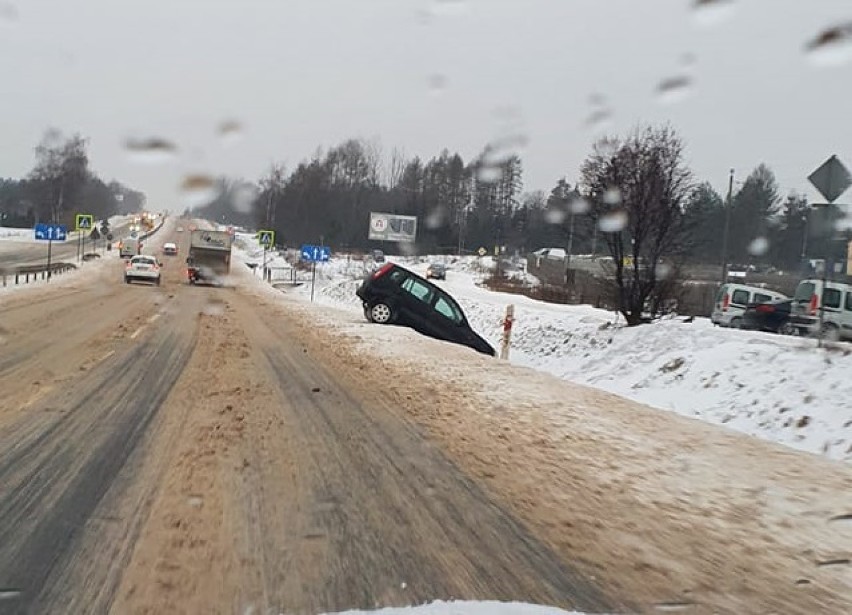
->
231;242;852;462
323;602;593;615
0;226;33;241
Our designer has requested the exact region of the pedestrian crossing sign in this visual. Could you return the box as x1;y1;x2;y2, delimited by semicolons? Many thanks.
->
75;214;94;231
258;229;275;247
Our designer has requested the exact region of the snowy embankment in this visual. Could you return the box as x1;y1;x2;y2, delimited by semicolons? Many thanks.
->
232;237;852;463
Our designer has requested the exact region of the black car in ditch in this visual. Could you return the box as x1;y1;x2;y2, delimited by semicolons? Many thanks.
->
356;263;495;356
742;299;794;334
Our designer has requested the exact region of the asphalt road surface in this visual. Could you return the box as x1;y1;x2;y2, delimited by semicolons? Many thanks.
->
0;222;616;614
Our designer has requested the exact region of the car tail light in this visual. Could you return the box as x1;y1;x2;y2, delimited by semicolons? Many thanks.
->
809;294;819;316
755;304;775;314
722;293;730;312
372;263;394;280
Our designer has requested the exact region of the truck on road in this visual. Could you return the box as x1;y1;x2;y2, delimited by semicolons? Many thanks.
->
119;237;142;259
186;229;232;285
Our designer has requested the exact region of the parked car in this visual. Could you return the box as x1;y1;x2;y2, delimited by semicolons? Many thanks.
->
125;255;161;286
790;278;852;340
711;283;787;328
162;242;178;256
356;263;495;356
425;263;447;280
742;300;793;334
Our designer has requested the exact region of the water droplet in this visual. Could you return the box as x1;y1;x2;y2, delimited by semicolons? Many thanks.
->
400;582;408;590
482;134;529;166
806;23;852;67
656;75;694;105
425;207;447;229
428;73;448;95
476;166;502;184
188;495;204;508
585;108;613;132
570;196;591;214
218;119;244;145
588;92;607;107
599;210;628;233
180;174;220;208
603;188;622;205
656;262;673;279
691;0;737;28
123;137;178;164
545;208;566;225
231;184;258;213
748;236;770;256
0;2;17;22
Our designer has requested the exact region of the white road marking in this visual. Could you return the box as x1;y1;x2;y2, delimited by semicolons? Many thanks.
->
100;350;115;362
130;326;145;340
148;313;161;324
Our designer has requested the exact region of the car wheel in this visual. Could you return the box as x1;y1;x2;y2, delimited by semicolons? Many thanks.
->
156;277;161;286
125;276;131;284
730;317;742;329
779;322;797;336
370;302;393;324
821;322;840;341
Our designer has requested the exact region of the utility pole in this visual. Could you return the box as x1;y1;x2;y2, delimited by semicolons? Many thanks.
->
720;168;734;283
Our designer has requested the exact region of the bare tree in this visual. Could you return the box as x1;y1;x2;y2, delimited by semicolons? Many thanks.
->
29;129;89;223
258;162;287;227
386;147;407;190
580;125;693;325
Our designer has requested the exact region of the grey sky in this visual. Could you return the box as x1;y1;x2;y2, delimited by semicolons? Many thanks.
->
2;0;851;208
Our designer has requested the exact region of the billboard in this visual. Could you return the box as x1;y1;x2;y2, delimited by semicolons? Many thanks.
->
369;212;417;242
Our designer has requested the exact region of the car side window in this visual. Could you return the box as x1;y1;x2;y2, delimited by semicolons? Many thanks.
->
754;293;771;303
731;289;749;305
401;277;433;304
388;270;406;284
845;292;852;312
434;293;463;324
823;288;842;309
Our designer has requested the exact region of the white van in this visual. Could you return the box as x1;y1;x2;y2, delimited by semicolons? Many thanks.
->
790;279;852;340
119;237;141;259
711;283;788;328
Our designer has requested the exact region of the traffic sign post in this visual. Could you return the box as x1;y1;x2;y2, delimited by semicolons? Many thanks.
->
258;230;275;281
75;214;93;263
300;244;332;302
34;223;67;281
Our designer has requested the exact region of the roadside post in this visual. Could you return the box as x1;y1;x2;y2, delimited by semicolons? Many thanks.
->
34;222;67;281
257;229;275;281
75;214;93;263
300;243;331;302
807;155;852;347
500;304;515;360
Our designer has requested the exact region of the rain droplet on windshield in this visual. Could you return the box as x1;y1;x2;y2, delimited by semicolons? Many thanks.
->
748;236;770;256
476;166;502;184
123;137;178;164
805;23;852;67
656;75;694;105
691;0;737;28
428;73;448;95
603;187;622;205
656;262;673;279
544;208;566;225
599;210;628;233
482;133;529;166
231;184;258;213
570;196;591;215
180;174;220;208
585;108;614;132
218;119;244;144
0;2;18;23
425;206;448;229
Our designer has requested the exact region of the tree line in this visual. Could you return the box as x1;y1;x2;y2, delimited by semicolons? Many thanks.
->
0;130;145;228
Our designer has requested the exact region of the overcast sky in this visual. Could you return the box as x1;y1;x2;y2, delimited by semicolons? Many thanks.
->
2;0;851;208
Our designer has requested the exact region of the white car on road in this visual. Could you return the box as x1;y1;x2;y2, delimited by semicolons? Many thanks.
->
125;255;161;286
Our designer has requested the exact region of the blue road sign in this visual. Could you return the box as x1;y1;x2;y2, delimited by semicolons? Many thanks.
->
300;244;331;263
34;223;67;241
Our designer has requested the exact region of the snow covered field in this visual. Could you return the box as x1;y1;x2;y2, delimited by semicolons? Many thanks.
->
233;237;852;463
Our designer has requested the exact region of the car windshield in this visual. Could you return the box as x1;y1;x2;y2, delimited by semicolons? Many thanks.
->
3;3;851;615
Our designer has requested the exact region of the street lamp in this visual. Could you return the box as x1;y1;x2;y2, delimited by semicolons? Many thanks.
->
720;169;735;283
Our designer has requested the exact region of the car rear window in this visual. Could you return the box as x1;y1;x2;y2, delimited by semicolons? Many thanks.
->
794;282;815;303
134;257;155;265
823;288;842;309
731;289;750;305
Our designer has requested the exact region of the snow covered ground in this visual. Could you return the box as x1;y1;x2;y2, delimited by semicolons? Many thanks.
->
232;237;852;463
0;215;135;243
323;602;594;615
